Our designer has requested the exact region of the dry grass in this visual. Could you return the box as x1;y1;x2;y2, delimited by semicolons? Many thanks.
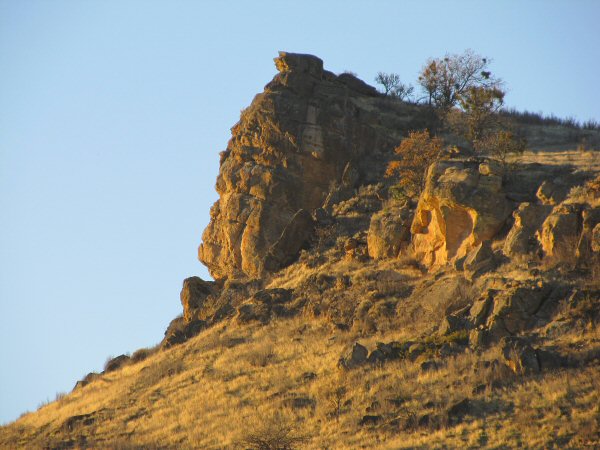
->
2;313;598;449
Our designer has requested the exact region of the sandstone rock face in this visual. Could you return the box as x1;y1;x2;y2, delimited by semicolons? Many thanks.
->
503;203;552;257
199;51;413;279
411;159;511;267
538;203;582;258
367;204;412;259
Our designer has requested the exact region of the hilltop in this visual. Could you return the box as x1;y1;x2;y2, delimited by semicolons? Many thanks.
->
1;52;599;449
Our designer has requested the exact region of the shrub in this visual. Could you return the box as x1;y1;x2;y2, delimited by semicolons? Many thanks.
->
246;343;276;368
131;346;158;364
375;72;414;100
239;413;309;450
103;354;131;373
386;130;443;196
458;86;505;143
324;373;348;422
474;129;527;167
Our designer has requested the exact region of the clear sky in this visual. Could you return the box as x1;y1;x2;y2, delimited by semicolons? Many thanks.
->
1;0;599;424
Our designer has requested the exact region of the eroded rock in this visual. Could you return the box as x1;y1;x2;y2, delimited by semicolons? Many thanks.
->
539;203;582;258
576;207;600;263
367;203;412;259
503;203;552;257
411;159;511;268
180;277;215;323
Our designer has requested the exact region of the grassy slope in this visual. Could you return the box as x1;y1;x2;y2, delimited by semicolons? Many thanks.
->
3;313;598;449
2;248;599;449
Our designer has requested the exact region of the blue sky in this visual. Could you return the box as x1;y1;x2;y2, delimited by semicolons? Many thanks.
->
1;0;599;424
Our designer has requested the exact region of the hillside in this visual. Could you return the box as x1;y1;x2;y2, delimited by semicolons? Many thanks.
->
1;52;599;450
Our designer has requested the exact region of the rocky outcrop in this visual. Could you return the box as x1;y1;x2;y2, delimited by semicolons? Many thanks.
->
463;240;497;277
538;203;583;258
411;159;512;267
499;337;540;374
235;288;294;324
199;51;416;279
338;342;369;369
468;280;569;347
367;203;412;259
536;180;571;205
180;277;215;322
162;317;206;348
503;203;552;257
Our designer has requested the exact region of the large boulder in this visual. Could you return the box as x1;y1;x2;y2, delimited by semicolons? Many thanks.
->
367;204;412;259
536;180;571;205
503;203;552;257
463;240;496;277
538;203;583;258
198;51;416;279
411;159;512;267
162;317;206;348
468;280;568;347
499;337;540;375
338;342;368;369
180;277;215;323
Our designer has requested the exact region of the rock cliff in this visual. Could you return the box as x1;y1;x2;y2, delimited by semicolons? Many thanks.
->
198;52;419;280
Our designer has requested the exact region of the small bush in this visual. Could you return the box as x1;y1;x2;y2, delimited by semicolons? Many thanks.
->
103;354;131;373
474;129;527;167
131;346;158;364
239;413;309;450
386;130;443;196
246;343;276;368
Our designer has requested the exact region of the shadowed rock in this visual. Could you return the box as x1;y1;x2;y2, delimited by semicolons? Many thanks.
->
180;276;215;322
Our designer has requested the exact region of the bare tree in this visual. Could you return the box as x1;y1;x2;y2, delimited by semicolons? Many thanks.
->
392;83;415;101
239;414;309;450
375;72;401;96
418;50;501;115
375;72;415;101
473;129;526;169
